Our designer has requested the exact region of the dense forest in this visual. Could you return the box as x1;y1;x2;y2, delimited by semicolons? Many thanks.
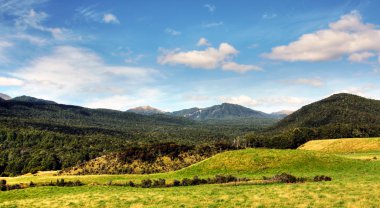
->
0;97;272;176
1;93;380;176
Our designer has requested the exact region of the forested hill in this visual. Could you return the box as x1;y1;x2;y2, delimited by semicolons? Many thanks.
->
240;93;380;150
0;96;271;175
274;93;380;130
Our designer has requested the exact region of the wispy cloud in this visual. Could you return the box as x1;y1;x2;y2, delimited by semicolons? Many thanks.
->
202;21;224;28
348;52;375;63
15;9;76;40
0;40;13;63
165;28;181;36
263;11;380;63
158;42;261;73
287;78;324;87
219;95;310;109
103;13;120;24
0;76;24;86
7;46;161;103
262;13;277;19
204;4;216;13
76;6;120;24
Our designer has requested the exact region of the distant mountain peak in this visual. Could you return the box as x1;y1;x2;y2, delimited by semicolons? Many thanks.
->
127;106;164;115
0;93;11;100
171;103;271;121
11;95;57;104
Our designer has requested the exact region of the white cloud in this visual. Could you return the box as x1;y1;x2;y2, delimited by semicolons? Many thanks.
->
85;95;143;110
204;4;216;12
219;95;310;109
289;78;324;87
183;94;210;101
202;21;224;28
197;38;210;46
103;13;120;24
262;13;277;19
219;95;258;108
85;88;164;110
0;40;13;63
263;11;380;62
158;42;261;73
348;52;375;63
0;77;24;86
15;9;75;40
221;62;262;73
12;33;47;45
165;28;181;36
9;46;160;102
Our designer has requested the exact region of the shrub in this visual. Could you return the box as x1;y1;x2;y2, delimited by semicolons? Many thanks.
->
265;173;305;183
153;179;166;187
128;181;135;187
181;178;192;186
172;180;181;186
29;181;36;187
141;179;152;188
0;180;6;191
314;175;332;182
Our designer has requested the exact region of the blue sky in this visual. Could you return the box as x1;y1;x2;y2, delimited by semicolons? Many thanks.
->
1;0;380;112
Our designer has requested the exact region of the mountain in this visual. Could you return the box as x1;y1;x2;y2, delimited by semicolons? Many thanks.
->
11;95;57;104
274;93;380;130
270;110;294;119
0;93;11;100
0;95;271;175
171;103;272;121
127;106;164;115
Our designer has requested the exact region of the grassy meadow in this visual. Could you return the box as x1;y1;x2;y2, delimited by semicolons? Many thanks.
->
1;138;380;207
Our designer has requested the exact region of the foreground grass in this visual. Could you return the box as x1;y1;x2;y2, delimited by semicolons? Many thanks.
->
1;175;380;208
1;147;380;207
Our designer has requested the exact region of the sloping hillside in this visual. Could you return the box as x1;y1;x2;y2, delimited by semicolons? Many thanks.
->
298;138;380;153
174;148;372;177
275;93;380;130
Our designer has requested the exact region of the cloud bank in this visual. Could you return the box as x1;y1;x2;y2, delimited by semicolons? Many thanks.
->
158;42;261;73
263;11;380;63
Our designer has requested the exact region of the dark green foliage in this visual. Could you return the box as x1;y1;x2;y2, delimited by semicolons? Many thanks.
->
314;175;332;182
0;98;268;175
128;181;135;187
141;179;152;188
243;93;380;149
263;173;306;183
173;180;181;186
152;179;166;187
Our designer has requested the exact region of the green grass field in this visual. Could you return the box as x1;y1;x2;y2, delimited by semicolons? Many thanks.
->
1;138;380;208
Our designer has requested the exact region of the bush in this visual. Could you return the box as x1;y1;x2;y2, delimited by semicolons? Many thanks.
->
314;175;332;182
128;181;135;187
181;178;192;186
173;180;181;186
153;179;166;187
0;180;6;191
265;173;305;183
29;181;36;187
141;179;152;188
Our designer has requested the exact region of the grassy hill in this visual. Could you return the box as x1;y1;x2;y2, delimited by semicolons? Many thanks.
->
1;146;380;207
3;148;378;185
298;138;380;153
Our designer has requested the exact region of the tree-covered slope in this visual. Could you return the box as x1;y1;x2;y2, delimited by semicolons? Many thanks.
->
275;93;380;130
